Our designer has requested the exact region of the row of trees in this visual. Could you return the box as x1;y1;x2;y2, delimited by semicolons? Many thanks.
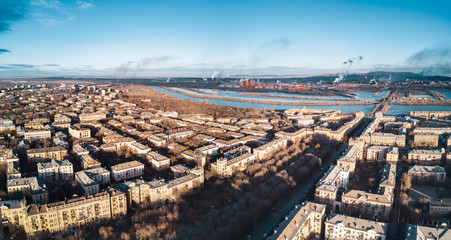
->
399;173;430;224
70;135;337;240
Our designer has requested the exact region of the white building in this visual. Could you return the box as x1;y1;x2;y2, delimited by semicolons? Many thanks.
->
268;202;326;240
366;145;392;162
0;118;15;132
146;151;170;171
69;124;91;139
82;167;111;184
80;154;101;169
129;142;151;155
408;149;443;165
325;214;388;240
315;165;350;208
195;144;219;156
0;146;19;162
7;177;48;203
24;130;51;140
405;224;451;240
37;159;73;183
75;171;99;195
111;160;145;181
408;165;447;183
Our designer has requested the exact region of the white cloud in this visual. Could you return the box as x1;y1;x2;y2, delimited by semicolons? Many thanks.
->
77;1;95;10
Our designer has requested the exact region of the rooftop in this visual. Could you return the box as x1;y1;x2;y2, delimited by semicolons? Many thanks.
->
406;224;451;240
326;213;388;234
111;160;144;171
269;202;326;240
408;165;446;174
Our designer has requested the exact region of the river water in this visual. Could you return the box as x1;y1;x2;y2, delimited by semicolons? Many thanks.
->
149;86;451;115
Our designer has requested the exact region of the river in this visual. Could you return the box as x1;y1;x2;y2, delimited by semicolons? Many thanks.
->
149;86;451;115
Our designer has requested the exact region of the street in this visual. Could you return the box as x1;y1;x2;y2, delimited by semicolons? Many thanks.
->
250;145;347;239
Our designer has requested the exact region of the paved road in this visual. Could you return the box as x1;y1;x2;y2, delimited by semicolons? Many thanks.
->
250;145;347;240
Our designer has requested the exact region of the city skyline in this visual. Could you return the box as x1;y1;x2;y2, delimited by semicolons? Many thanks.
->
0;0;451;77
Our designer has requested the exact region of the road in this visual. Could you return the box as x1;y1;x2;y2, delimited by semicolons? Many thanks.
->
250;145;347;240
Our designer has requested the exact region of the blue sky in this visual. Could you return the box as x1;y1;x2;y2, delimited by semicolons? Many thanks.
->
0;0;451;77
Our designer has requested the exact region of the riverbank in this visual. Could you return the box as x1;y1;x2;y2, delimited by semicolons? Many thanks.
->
392;99;451;105
163;87;375;106
182;87;216;95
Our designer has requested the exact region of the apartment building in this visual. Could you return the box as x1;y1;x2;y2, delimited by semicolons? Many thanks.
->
413;134;439;148
7;161;21;180
52;114;71;129
366;146;399;164
195;144;219;156
314;115;363;141
79;112;106;122
23;190;126;237
253;137;288;160
7;177;48;203
129;142;151;155
171;164;190;177
325;214;388;240
194;133;216;143
27;146;68;163
119;179;167;207
405;224;451;240
410;111;451;119
366;146;391;162
274;128;311;143
37;159;73;183
24;122;45;130
386;147;399;164
24;130;51;140
146;151;171;171
118;168;204;207
408;165;446;184
0;199;27;231
82;167;111;184
223;145;251;160
53;137;69;148
111;160;145;181
166;167;205;201
429;198;451;216
240;129;268;137
147;135;166;147
348;137;366;161
337;145;358;173
205;121;240;131
75;170;99;195
360;132;406;147
341;190;392;221
0;118;15;132
315;165;350;209
168;130;195;139
341;164;396;221
268;202;326;240
413;127;451;135
72;143;89;155
69;124;91;138
408;149;443;165
210;153;255;179
181;150;207;167
80;154;102;169
0;146;19;162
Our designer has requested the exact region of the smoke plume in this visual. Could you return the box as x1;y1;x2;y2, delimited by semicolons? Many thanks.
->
406;45;451;76
114;56;176;77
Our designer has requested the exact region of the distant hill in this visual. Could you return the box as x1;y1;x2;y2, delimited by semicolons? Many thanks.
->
9;71;451;85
